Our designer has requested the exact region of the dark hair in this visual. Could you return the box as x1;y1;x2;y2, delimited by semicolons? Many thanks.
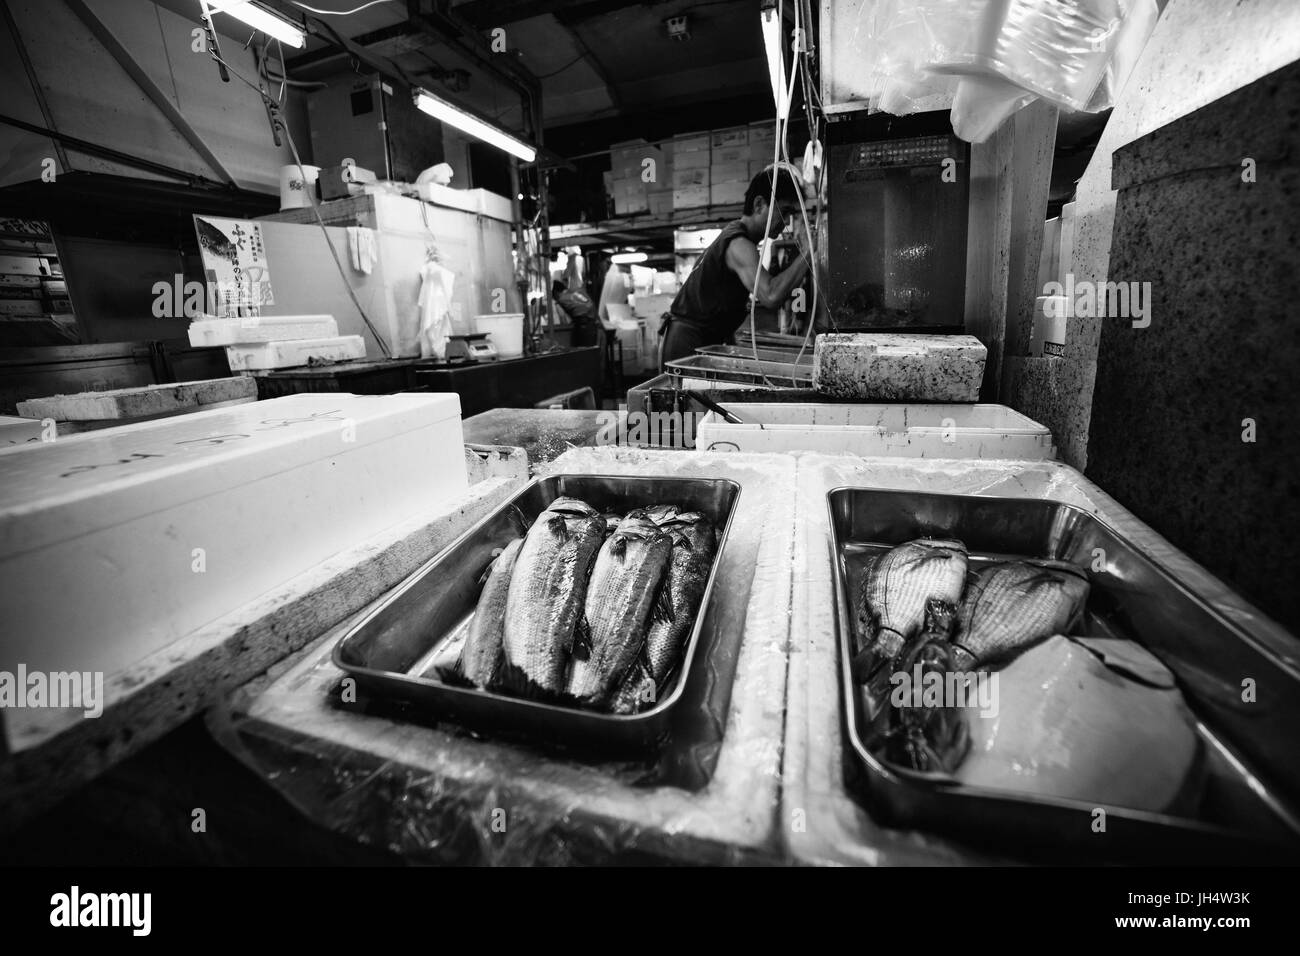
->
743;166;801;215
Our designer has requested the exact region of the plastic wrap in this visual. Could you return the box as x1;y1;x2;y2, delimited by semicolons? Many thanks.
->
209;448;796;865
850;0;1159;141
782;452;1297;865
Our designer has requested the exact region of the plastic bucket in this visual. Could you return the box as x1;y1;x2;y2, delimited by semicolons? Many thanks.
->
279;164;321;210
474;313;524;358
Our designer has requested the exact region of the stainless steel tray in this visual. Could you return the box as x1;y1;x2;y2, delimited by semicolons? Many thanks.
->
828;487;1300;863
695;344;814;365
334;474;741;755
666;353;813;386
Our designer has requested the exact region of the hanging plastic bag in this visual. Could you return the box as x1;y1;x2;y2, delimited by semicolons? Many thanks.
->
417;260;456;360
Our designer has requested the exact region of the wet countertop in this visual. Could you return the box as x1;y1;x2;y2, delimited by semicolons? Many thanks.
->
461;408;628;468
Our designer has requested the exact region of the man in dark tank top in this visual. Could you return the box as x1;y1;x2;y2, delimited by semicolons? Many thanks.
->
661;167;811;366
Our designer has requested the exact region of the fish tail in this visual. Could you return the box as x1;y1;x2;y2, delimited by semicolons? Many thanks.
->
433;659;476;689
495;659;559;702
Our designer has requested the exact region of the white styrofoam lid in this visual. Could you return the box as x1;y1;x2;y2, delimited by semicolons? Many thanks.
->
0;393;461;557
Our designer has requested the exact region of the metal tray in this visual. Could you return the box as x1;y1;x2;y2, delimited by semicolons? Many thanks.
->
666;353;813;387
695;344;814;365
828;488;1300;863
334;474;741;755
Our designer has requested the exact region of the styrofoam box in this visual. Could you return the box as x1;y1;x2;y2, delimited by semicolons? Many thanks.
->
673;147;710;169
695;403;1055;459
0;415;45;448
225;335;366;370
672;167;710;189
0;393;467;680
710;182;748;205
673;186;710;209
188;314;338;347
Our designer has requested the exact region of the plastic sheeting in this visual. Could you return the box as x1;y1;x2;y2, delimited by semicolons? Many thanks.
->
841;0;1160;142
782;452;1297;865
209;447;796;865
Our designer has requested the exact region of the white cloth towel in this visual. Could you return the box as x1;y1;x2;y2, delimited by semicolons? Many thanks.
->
346;226;376;275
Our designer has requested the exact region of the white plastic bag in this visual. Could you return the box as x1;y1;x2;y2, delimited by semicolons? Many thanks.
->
416;260;456;360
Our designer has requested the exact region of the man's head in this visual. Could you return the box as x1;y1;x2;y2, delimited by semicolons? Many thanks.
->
743;167;803;239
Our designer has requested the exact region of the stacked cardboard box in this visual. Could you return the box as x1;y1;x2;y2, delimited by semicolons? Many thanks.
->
609;139;672;216
710;126;751;206
0;255;50;318
671;132;710;209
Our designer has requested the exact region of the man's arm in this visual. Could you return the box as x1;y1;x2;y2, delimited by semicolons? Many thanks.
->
725;235;810;310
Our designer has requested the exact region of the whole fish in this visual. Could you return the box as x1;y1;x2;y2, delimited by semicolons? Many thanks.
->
452;537;523;689
882;599;970;773
636;503;682;526
601;512;623;536
953;559;1089;668
609;658;657;715
643;512;716;685
500;498;606;696
567;516;673;707
853;538;968;684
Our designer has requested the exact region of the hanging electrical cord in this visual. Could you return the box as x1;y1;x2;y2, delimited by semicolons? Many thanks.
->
289;0;395;15
210;49;394;357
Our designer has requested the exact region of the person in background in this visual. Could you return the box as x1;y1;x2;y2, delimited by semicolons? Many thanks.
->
553;279;599;348
597;257;630;325
660;168;810;366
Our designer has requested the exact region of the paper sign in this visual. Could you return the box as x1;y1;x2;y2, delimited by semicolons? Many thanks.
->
194;216;274;316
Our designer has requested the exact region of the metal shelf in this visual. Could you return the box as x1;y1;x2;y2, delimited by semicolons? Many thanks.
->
547;203;745;248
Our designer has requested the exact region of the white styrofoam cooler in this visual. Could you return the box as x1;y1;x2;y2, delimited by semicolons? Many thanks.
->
0;393;466;679
225;334;366;370
695;403;1055;460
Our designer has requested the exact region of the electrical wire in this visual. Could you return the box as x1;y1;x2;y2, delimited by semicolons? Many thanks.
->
210;49;394;356
289;0;395;15
534;52;589;80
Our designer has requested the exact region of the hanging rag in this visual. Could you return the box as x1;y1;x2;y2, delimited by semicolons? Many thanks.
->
417;260;457;360
347;226;376;275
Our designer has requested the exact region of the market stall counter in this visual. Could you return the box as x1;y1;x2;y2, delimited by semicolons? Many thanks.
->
212;447;795;865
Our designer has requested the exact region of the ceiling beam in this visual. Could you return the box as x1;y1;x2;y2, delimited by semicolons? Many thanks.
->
452;0;659;30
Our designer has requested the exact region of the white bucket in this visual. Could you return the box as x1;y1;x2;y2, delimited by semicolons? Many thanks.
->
279;164;321;210
474;313;524;358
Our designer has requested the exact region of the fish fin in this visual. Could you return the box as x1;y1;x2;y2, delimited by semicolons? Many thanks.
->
650;582;675;625
494;660;557;702
546;514;570;540
433;660;476;690
572;613;593;662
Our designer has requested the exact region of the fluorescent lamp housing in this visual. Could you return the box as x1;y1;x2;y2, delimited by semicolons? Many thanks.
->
611;251;648;265
207;1;306;49
412;88;537;163
760;2;788;120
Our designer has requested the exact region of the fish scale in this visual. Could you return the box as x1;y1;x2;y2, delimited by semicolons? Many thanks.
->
456;536;524;688
643;513;715;684
857;538;969;670
501;498;605;695
954;559;1090;667
567;516;673;706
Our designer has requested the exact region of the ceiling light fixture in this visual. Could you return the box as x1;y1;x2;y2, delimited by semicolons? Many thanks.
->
760;0;788;120
611;251;648;265
412;87;537;163
205;0;306;49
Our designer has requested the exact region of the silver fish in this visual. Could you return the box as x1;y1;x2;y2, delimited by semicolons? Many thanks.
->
567;516;673;706
500;498;606;696
643;512;715;685
609;658;657;715
634;503;682;526
953;559;1089;668
454;537;523;689
853;538;968;683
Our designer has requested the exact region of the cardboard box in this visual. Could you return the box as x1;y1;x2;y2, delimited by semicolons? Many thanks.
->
613;181;649;215
0;299;43;316
672;167;710;189
711;126;749;148
0;255;45;276
711;144;749;165
0;274;40;288
673;186;710;209
748;122;777;146
648;190;673;216
748;140;775;164
710;181;749;205
672;131;710;153
0;393;468;682
710;161;751;184
673;147;710;169
750;160;771;179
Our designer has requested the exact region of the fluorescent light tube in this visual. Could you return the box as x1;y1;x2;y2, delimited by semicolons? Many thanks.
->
760;2;788;120
412;88;537;163
611;251;648;265
206;1;306;48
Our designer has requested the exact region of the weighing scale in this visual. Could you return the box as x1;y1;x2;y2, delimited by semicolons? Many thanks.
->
446;333;498;363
